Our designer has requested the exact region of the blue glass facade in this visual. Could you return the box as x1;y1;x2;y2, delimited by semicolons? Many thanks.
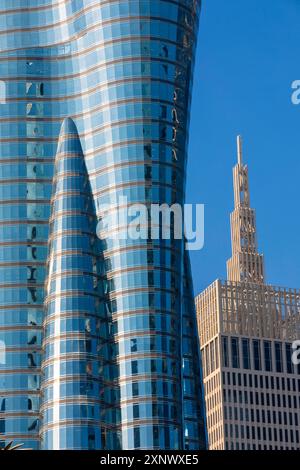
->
0;0;206;449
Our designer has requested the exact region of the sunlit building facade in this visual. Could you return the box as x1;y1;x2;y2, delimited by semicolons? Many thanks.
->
196;137;300;450
0;0;206;450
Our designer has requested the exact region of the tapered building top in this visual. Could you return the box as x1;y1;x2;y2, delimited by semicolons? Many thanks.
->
40;118;105;450
226;136;265;284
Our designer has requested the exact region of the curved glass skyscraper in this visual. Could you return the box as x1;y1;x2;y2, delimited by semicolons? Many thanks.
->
0;0;206;450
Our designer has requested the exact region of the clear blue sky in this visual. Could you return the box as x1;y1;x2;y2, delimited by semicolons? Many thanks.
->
188;0;300;295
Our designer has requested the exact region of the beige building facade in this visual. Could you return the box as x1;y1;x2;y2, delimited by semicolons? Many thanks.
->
196;137;300;449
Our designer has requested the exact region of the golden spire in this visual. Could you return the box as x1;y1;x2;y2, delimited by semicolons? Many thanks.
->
226;136;265;284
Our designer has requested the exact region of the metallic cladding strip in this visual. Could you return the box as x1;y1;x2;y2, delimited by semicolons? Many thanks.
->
0;11;195;38
42;328;179;347
42;308;178;327
0;0;195;17
0;116;186;143
44;284;177;300
2;54;191;83
40;362;181;383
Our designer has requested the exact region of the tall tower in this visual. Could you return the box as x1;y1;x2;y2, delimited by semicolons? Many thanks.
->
0;0;206;450
196;136;300;450
227;136;265;284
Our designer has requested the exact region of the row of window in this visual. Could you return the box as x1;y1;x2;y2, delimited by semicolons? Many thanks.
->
222;336;298;374
224;405;299;426
224;422;299;444
223;371;300;391
223;387;300;409
225;442;298;450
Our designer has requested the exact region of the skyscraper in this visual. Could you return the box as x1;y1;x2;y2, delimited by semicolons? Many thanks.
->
196;137;300;450
0;0;206;450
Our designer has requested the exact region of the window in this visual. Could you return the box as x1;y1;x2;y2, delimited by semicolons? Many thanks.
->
252;339;261;370
275;342;283;373
133;404;139;419
222;336;229;367
286;343;293;374
132;383;139;397
134;427;140;448
132;361;138;375
231;337;240;369
242;338;251;369
0;81;5;104
263;341;272;371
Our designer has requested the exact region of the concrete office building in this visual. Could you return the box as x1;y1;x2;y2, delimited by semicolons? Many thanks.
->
196;137;300;450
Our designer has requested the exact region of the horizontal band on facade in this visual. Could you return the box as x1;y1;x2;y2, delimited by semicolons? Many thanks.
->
44;285;177;305
0;433;39;440
2;53;191;85
0;240;47;246
0;302;44;309
0;12;195;46
0;34;191;73
40;351;180;373
0;325;42;332
0;200;50;206
92;180;182;199
40;393;180;412
41;327;179;348
0;115;186;145
59;116;185;143
39;396;104;413
42;307;178;327
0;366;41;373
0;262;45;269
39;417;180;435
2;76;188;108
96;221;182;241
0;282;44;289
47;235;181;258
0;178;51;184
0;221;48;227
48;210;97;224
88;159;184;178
84;136;185;160
45;264;181;282
0;0;195;18
49;191;93;205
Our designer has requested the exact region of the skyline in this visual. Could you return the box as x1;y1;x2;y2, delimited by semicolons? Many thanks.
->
188;0;300;294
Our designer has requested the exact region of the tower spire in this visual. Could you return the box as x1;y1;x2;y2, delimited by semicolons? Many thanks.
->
226;136;265;284
237;135;243;165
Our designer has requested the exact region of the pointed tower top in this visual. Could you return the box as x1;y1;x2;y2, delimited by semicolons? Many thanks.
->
237;135;243;165
227;136;265;284
60;117;79;136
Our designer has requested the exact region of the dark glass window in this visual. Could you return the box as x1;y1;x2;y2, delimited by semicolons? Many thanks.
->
252;339;261;370
132;383;139;397
231;337;240;369
242;338;250;369
133;404;139;419
222;336;229;367
286;343;293;374
275;342;283;373
132;361;138;375
263;341;272;372
134;427;140;448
